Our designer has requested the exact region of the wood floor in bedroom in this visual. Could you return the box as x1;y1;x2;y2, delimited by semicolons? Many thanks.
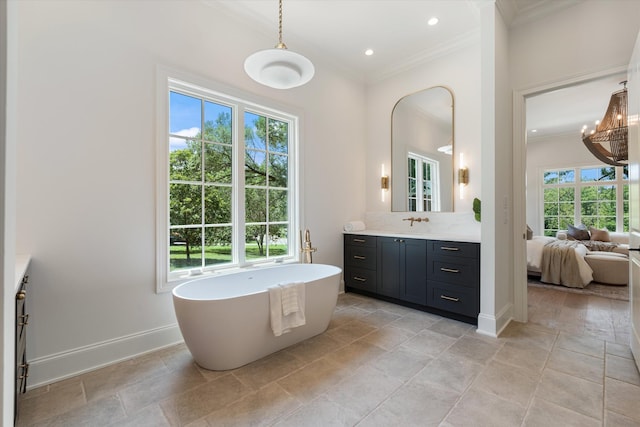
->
16;289;640;426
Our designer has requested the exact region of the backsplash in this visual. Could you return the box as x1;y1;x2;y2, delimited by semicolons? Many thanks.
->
362;211;480;238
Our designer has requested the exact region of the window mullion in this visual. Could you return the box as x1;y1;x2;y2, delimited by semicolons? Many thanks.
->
200;99;206;271
265;118;270;258
236;106;246;266
416;158;423;212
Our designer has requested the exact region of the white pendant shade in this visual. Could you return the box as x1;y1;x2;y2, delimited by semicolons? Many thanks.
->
244;47;315;89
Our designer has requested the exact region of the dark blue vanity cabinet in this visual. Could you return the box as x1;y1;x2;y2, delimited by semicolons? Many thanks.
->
377;237;427;304
343;234;377;293
426;240;480;320
344;234;480;324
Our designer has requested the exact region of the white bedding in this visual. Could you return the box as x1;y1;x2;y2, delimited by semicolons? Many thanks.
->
527;236;593;287
526;236;555;271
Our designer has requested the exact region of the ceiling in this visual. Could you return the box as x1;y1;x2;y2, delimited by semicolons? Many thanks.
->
207;0;617;138
526;73;628;140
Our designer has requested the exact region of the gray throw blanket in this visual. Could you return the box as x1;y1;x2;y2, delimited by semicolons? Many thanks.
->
540;240;587;288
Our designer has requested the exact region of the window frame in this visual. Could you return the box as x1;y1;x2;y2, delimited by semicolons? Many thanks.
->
541;165;628;236
407;152;440;212
156;68;302;292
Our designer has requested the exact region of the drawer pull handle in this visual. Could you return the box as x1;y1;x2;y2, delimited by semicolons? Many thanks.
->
353;255;366;260
18;314;29;326
16;291;26;300
440;267;460;273
353;238;366;243
440;295;460;302
353;276;367;282
440;246;460;251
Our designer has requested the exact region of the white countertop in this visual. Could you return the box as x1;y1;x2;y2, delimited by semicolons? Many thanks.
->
15;254;31;293
343;230;481;243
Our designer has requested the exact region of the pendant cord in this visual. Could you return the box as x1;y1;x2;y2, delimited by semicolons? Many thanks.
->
276;0;287;49
278;0;283;45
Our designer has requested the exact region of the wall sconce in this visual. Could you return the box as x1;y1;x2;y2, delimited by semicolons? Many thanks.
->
458;167;469;185
381;175;389;190
458;153;468;200
381;164;389;202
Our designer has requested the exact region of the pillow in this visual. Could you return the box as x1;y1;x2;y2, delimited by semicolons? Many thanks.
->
567;224;590;241
589;226;611;242
526;225;533;240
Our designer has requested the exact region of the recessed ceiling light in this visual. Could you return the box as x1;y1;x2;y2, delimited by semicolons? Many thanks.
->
531;129;537;133
365;49;374;56
428;17;439;26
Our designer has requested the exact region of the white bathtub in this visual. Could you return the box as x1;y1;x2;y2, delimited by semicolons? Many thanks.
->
172;263;342;370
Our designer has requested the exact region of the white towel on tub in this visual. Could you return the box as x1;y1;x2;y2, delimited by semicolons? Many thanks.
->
268;282;306;337
280;282;301;315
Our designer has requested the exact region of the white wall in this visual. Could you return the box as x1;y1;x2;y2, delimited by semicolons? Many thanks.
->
510;1;640;90
14;0;366;387
365;43;482;214
475;3;513;337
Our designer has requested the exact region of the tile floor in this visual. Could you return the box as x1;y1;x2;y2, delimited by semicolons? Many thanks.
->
16;286;640;426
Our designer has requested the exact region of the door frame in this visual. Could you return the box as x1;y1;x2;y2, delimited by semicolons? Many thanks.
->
512;66;629;322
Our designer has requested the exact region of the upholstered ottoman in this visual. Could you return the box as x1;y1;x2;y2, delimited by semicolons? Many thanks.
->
584;252;629;285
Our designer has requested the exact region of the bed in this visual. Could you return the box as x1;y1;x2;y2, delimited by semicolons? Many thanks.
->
527;236;593;288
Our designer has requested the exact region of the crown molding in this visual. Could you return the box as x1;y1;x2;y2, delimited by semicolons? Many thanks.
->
497;0;581;27
369;30;480;85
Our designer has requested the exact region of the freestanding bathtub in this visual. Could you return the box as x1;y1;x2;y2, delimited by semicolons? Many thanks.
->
172;263;342;370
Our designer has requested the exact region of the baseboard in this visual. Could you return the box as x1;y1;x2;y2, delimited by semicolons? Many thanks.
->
26;324;184;390
476;302;513;337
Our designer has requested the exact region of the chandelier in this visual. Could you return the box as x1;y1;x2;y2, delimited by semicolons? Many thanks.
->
581;81;628;167
244;0;315;90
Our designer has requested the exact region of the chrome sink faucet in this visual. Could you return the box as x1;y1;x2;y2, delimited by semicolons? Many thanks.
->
300;229;317;263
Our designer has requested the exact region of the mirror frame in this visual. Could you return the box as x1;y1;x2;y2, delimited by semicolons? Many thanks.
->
390;85;455;212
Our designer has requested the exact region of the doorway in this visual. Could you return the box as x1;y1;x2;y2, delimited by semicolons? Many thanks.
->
513;67;629;323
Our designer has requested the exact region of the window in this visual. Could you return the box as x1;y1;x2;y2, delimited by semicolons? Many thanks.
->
157;72;299;291
542;166;628;237
407;153;440;211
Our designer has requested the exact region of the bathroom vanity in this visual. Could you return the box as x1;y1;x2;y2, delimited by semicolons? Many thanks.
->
344;233;480;324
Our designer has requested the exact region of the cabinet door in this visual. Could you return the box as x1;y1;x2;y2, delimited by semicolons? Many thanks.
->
401;239;428;305
377;237;400;298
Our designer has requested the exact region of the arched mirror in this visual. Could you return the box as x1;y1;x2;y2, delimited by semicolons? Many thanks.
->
391;86;454;212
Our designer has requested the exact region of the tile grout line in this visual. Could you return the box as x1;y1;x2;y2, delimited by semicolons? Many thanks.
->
352;326;462;426
517;329;560;426
602;344;608;426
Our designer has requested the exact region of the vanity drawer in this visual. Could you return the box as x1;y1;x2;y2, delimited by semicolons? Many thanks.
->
345;245;377;269
344;234;376;248
428;240;479;259
428;257;478;287
427;281;478;318
345;267;377;292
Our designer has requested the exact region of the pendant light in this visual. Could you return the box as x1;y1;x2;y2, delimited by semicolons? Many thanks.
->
581;81;628;167
244;0;315;89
